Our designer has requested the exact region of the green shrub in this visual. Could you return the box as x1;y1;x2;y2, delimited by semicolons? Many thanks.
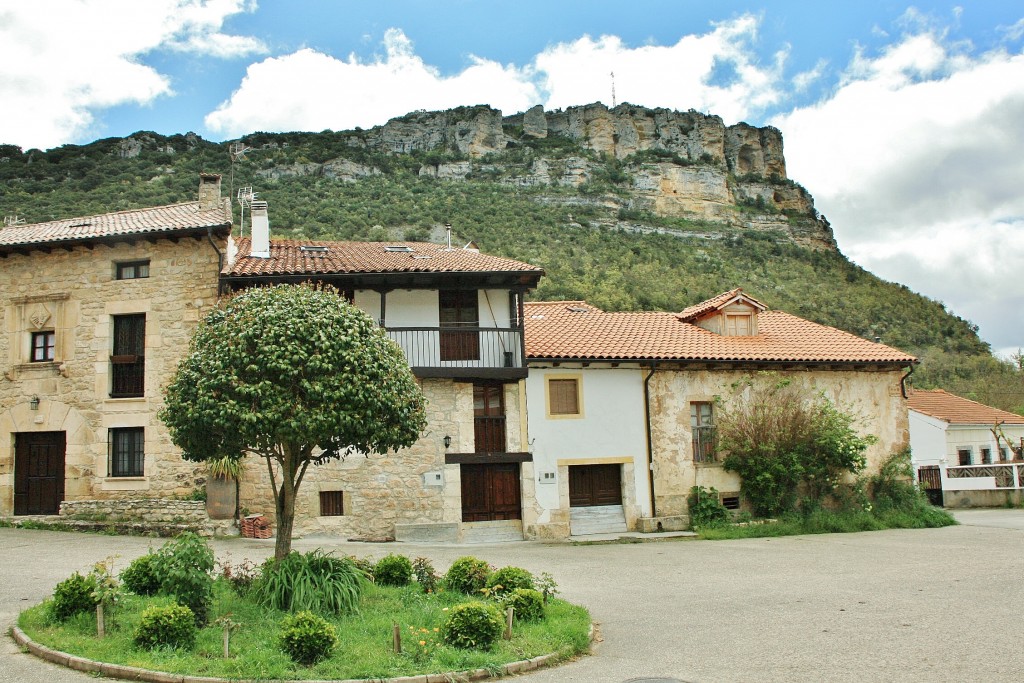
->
440;601;505;649
443;556;491;595
153;532;215;627
252;550;366;615
373;553;413;587
217;558;260;597
50;572;98;622
412;556;440;593
279;611;338;665
501;588;545;622
121;553;161;596
133;603;197;650
485;566;534;597
687;486;731;527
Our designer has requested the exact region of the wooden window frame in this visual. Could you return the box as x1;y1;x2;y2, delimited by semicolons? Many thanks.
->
30;330;55;362
115;260;150;280
723;313;753;337
111;313;146;398
319;491;344;516
691;401;718;463
108;427;144;477
545;374;583;419
439;290;480;361
957;448;972;466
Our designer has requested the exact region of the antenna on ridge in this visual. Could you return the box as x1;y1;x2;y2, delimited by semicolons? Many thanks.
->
237;187;257;238
611;71;616;108
445;223;452;250
228;141;253;202
3;215;25;227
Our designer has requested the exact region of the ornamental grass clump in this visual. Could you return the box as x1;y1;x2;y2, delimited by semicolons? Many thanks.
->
133;603;197;650
279;611;337;666
373;553;413;587
485;566;534;597
49;572;97;622
252;549;366;615
443;556;491;595
439;601;504;650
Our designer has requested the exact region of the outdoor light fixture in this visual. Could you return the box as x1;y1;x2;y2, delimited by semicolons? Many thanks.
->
29;395;40;410
444;435;452;450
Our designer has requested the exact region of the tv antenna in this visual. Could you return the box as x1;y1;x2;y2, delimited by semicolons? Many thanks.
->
3;215;25;227
228;141;254;202
611;71;616;107
236;187;257;238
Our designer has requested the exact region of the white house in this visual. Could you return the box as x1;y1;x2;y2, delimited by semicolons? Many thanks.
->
908;389;1024;507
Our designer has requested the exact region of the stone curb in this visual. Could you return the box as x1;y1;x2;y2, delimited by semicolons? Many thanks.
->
9;622;595;683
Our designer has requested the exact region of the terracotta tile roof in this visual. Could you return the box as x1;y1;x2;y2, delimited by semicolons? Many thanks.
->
0;202;231;249
224;239;545;277
678;287;767;322
908;389;1024;425
525;300;917;364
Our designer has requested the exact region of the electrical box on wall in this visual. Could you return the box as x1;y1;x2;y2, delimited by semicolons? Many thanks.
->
422;471;444;487
538;471;556;484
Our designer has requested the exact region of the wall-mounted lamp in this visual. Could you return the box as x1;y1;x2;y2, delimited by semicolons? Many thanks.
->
29;395;40;411
443;435;452;450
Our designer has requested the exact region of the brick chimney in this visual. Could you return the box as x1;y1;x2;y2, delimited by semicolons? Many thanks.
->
250;200;270;258
198;173;222;210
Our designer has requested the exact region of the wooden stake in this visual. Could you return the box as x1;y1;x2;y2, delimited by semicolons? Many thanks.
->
223;624;231;658
503;607;514;640
96;604;105;638
392;623;401;654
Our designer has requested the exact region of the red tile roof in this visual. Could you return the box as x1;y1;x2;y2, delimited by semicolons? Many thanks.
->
524;299;917;364
0;202;231;249
678;288;766;322
908;389;1024;425
225;238;545;277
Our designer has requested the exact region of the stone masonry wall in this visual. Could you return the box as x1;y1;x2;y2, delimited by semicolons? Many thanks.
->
0;235;225;515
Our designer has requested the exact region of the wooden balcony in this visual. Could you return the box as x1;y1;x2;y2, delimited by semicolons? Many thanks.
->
384;326;526;379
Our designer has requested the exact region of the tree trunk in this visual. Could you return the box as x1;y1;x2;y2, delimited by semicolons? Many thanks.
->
273;446;299;559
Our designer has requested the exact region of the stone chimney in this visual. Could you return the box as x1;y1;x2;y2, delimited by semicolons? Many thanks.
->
250;200;270;258
198;173;222;210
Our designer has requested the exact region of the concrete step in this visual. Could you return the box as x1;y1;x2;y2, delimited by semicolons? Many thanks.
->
460;520;524;544
570;505;628;536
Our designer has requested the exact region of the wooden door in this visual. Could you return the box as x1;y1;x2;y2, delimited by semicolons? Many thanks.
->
569;464;622;507
14;432;66;515
461;463;521;522
473;382;506;453
439;290;479;361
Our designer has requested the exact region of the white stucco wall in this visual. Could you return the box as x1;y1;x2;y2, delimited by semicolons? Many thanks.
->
909;410;948;468
525;364;650;533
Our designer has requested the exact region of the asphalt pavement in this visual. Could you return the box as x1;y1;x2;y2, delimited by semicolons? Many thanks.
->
1;509;1022;683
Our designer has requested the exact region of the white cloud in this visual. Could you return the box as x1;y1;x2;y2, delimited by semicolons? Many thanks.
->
0;0;264;150
205;29;540;137
772;31;1024;350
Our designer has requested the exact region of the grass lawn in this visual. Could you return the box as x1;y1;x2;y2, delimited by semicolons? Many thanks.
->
19;579;591;680
694;505;957;540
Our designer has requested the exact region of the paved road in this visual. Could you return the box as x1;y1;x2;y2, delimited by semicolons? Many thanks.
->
2;510;1022;683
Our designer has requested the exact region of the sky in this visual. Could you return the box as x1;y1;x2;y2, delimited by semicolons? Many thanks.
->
1;0;1022;358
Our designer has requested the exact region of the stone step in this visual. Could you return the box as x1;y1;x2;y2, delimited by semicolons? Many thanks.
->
460;520;524;544
570;505;628;536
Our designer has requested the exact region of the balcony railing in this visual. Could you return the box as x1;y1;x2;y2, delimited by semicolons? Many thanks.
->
945;463;1024;489
385;327;523;375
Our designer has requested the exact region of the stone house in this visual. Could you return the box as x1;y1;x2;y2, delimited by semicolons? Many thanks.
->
522;290;918;537
0;174;231;517
908;389;1024;507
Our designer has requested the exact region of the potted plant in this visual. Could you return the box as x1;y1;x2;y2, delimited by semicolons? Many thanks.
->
205;457;242;521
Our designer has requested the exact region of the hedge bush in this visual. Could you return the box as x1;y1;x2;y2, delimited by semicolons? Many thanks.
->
133;603;197;650
50;572;97;622
279;611;338;665
485;566;534;597
153;533;215;627
373;554;413;587
440;601;505;650
501;588;545;622
121;553;161;596
443;556;491;595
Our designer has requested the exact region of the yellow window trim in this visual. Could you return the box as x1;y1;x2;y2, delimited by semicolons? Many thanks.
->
545;373;584;419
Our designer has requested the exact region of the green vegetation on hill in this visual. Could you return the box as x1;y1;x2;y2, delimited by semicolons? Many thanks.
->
1;128;1020;414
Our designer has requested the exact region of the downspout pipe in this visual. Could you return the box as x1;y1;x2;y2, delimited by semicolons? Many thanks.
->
643;360;658;519
900;363;915;399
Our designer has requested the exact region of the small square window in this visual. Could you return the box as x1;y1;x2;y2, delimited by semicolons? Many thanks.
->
546;377;582;417
109;427;144;477
116;260;150;280
957;448;972;466
721;495;741;510
31;331;55;362
320;491;344;516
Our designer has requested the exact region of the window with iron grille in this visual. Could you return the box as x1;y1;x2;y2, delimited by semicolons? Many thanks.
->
691;402;717;462
109;427;144;477
320;491;344;516
111;313;145;397
31;331;55;362
116;260;150;280
721;495;741;510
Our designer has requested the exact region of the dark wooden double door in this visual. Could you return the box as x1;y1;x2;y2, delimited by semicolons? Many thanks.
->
461;463;521;522
569;464;623;507
14;432;66;515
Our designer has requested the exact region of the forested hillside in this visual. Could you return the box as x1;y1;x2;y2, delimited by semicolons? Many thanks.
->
1;106;1020;414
